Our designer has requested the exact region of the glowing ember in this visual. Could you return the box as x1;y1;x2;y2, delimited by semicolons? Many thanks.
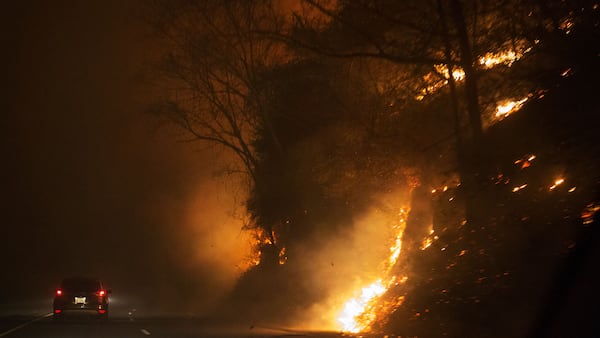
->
559;18;574;34
421;237;434;250
549;178;565;190
278;247;287;265
416;65;465;100
417;44;529;101
512;184;528;193
434;64;465;81
514;154;536;169
249;228;279;266
479;47;531;68
561;68;573;77
496;97;528;119
582;202;600;225
420;228;437;250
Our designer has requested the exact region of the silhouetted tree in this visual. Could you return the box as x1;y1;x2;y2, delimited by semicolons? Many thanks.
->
147;0;290;246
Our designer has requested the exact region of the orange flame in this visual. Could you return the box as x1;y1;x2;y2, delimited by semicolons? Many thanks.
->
416;45;529;101
337;280;387;333
335;207;410;332
495;97;528;119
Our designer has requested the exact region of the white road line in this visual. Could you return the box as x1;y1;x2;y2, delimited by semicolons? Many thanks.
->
0;313;53;337
140;328;151;335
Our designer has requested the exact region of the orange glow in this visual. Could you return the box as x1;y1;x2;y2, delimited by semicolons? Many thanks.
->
561;68;573;77
387;208;407;268
479;46;531;68
417;44;529;100
335;206;409;333
512;184;528;193
249;228;275;266
278;0;339;31
560;18;574;34
337;280;387;333
582;202;600;225
496;97;528;119
278;247;287;265
514;154;536;169
416;65;465;100
434;64;465;81
420;227;436;250
549;178;565;190
247;228;288;266
421;237;433;250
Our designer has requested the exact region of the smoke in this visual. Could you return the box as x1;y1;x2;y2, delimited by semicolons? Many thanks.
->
179;174;255;306
120;133;256;316
282;189;413;330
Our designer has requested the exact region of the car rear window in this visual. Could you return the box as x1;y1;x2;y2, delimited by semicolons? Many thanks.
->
61;278;101;292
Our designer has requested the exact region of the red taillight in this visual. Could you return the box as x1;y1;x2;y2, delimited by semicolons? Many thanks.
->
97;290;106;297
56;289;63;296
54;309;62;314
98;309;107;314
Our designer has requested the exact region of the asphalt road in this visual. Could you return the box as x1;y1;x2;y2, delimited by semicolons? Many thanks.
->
0;314;352;338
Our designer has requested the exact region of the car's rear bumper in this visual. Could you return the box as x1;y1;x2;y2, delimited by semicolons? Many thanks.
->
55;302;105;309
53;301;108;316
53;307;109;320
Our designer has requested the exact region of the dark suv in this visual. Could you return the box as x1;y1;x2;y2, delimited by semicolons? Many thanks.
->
53;277;111;320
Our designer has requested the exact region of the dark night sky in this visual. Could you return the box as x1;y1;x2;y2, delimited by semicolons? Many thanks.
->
1;1;247;314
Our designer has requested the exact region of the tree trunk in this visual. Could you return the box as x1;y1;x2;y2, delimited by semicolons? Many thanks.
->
448;0;490;230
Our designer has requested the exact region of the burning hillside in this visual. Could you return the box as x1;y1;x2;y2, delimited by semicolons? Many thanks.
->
147;1;600;336
220;45;599;337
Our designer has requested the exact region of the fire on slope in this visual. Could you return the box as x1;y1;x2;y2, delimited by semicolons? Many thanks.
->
335;207;411;333
242;26;594;334
332;173;596;335
332;194;445;333
327;13;599;331
331;149;596;334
